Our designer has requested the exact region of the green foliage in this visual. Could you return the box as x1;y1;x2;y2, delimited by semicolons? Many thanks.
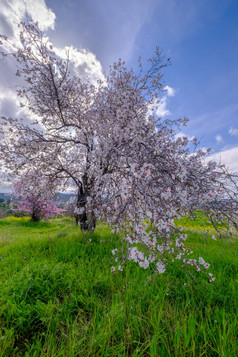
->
0;217;237;356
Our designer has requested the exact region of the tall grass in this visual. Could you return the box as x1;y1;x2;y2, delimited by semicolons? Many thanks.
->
0;216;237;356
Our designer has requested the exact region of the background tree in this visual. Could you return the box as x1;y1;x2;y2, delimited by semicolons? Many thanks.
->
12;170;62;222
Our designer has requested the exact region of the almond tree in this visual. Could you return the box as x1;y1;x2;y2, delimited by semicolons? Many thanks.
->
0;19;237;279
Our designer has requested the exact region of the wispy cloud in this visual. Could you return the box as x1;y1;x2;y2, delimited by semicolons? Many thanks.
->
189;104;238;137
207;146;238;173
215;134;223;143
229;127;238;136
174;132;195;141
164;85;175;97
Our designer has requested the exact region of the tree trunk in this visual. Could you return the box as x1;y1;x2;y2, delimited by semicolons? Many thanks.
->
88;211;96;232
75;214;79;226
79;210;89;231
30;212;40;222
75;210;96;231
75;178;96;232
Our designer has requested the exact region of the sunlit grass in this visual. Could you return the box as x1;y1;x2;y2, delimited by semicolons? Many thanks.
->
0;216;237;356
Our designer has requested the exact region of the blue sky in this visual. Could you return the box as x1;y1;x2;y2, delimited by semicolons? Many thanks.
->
0;0;238;191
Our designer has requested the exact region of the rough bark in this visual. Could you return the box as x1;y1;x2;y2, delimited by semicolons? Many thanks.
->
30;212;40;222
74;177;96;231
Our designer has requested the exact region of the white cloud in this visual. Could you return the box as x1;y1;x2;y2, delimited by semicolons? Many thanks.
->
155;96;171;117
0;89;22;118
54;46;105;85
152;86;176;118
0;0;104;84
0;87;37;122
207;146;238;173
215;134;223;143
0;0;55;40
164;85;175;97
174;132;195;141
229;127;238;136
0;0;105;116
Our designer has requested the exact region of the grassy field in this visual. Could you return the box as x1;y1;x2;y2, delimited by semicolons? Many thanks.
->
0;216;237;356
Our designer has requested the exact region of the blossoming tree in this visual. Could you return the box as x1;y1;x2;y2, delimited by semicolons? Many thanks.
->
12;170;62;221
0;19;237;279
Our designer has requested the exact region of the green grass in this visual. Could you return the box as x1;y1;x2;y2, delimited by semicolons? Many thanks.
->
0;216;237;356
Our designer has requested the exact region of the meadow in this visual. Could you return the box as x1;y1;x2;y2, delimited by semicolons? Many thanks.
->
0;216;237;356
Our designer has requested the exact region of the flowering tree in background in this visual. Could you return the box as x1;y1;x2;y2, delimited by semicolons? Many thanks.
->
0;19;237;279
12;171;62;221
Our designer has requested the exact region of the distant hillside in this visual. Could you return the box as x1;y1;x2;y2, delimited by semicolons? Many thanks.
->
56;192;76;203
0;193;11;201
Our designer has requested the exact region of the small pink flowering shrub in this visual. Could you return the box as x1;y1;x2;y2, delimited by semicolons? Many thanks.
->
13;171;62;221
